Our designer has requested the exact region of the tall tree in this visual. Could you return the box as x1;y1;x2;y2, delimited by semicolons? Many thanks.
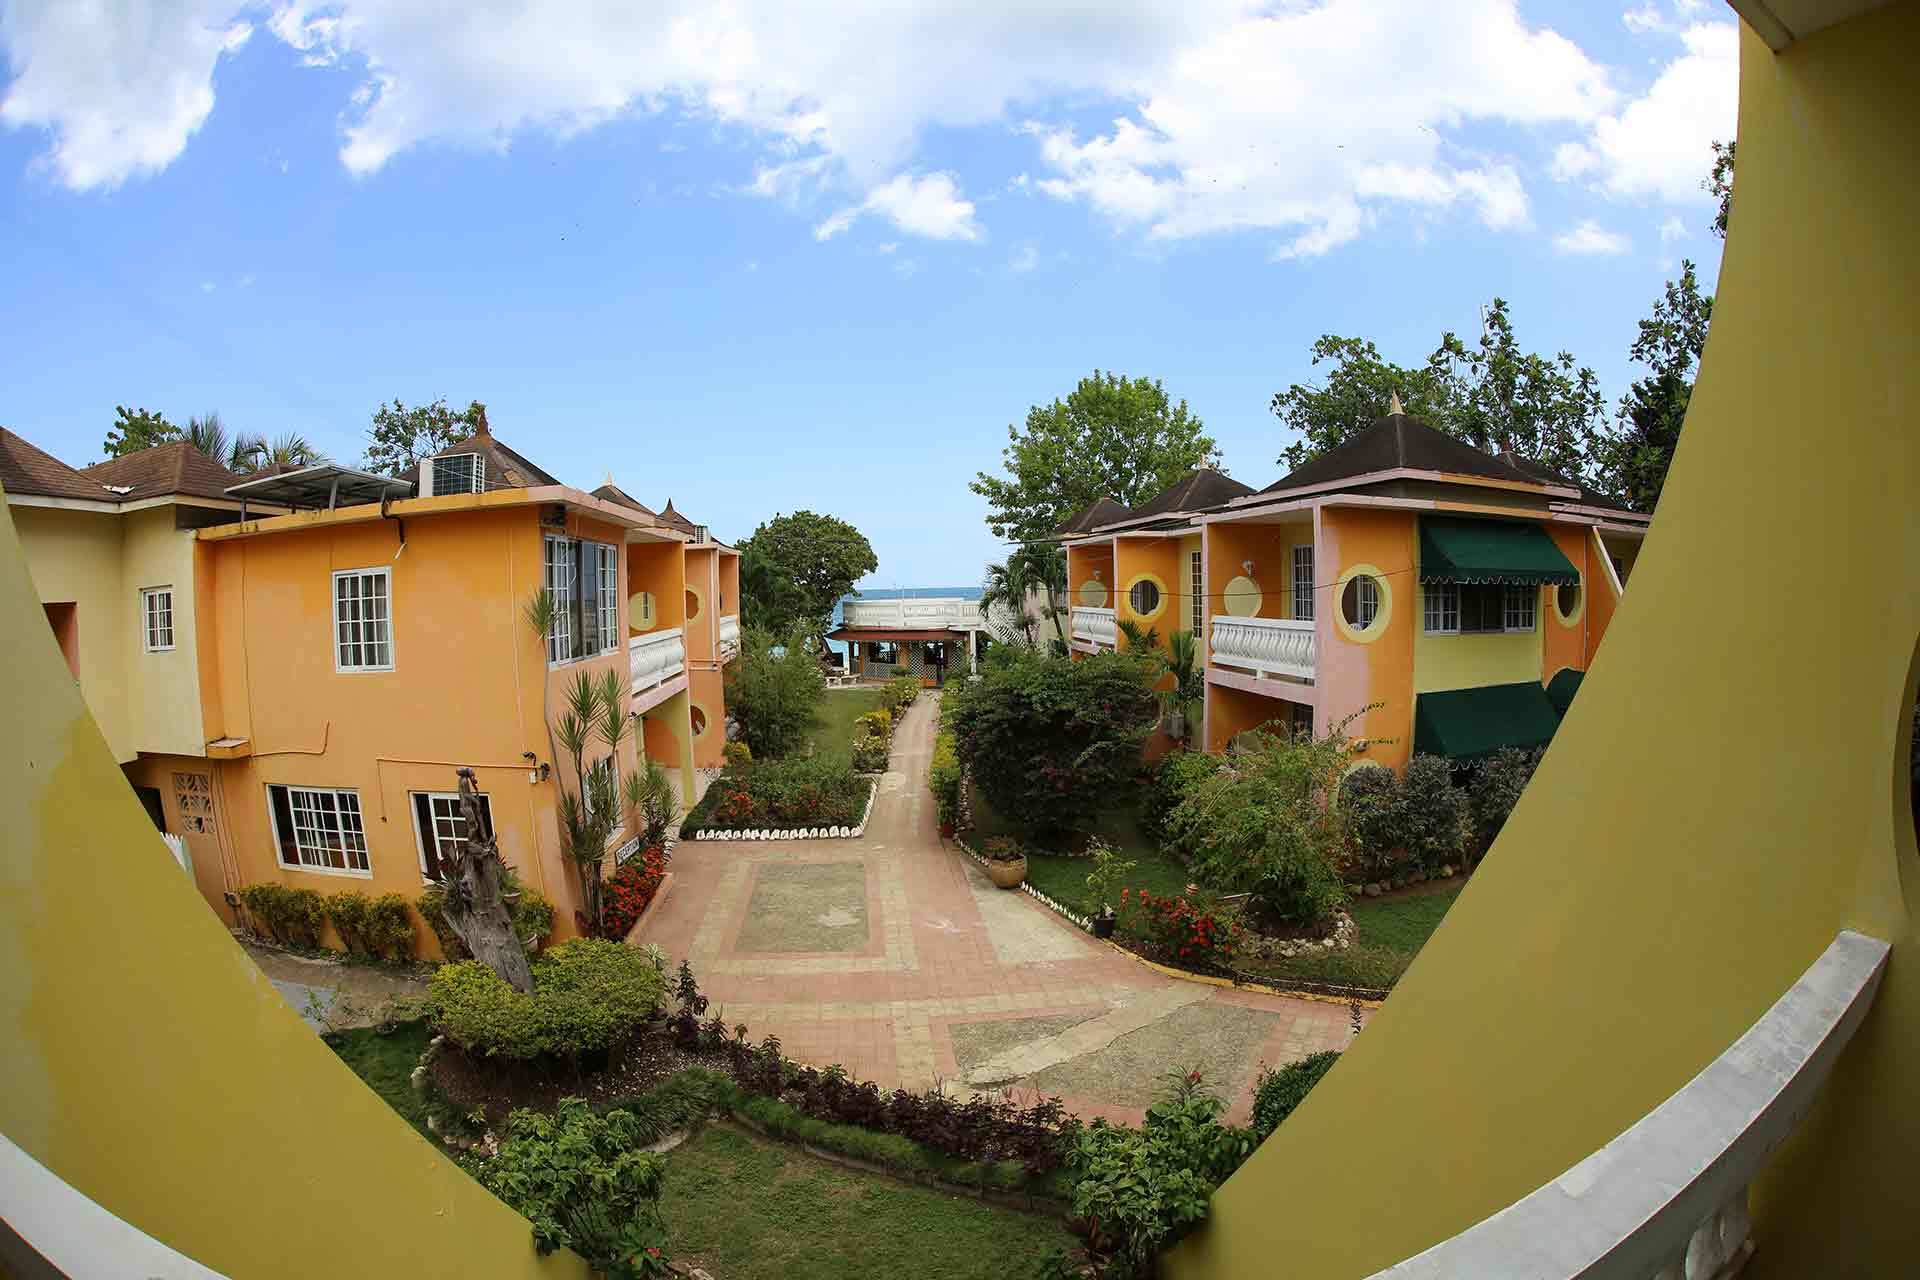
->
361;398;488;477
737;539;809;637
1705;139;1735;239
1271;298;1605;481
185;413;234;468
736;510;878;647
971;371;1218;543
230;430;327;475
437;767;536;992
980;544;1067;651
103;405;179;458
1590;261;1714;512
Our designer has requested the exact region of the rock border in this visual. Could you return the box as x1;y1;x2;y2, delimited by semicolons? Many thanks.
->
688;772;880;843
952;833;1092;931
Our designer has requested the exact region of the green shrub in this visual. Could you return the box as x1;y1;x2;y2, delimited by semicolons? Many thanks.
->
1146;750;1223;847
1250;1051;1339;1142
927;730;962;828
687;754;869;832
1339;765;1405;881
1468;746;1543;859
852;734;889;773
1064;1072;1254;1277
479;1096;672;1277
427;938;666;1062
1163;727;1355;927
726;625;827;759
947;649;1159;836
418;873;552;960
324;891;416;960
237;883;326;948
723;740;753;769
1397;754;1470;874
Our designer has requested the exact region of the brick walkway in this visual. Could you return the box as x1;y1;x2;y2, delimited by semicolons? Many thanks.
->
640;697;1359;1125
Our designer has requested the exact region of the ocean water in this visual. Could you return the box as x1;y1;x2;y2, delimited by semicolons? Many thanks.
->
829;586;982;661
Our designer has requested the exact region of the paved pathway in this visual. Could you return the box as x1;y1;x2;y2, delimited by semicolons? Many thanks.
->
244;940;426;1031
641;696;1359;1125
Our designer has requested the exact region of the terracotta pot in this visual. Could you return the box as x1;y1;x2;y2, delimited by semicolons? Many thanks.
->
985;855;1028;890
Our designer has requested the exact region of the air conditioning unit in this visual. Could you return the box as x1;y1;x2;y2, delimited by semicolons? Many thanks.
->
693;524;710;543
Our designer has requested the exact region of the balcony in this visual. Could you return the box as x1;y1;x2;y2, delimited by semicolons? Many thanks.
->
629;627;686;691
717;613;740;659
1210;615;1314;681
1071;606;1116;649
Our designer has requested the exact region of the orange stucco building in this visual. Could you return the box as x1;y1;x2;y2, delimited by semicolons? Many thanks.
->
1059;405;1648;771
3;424;738;954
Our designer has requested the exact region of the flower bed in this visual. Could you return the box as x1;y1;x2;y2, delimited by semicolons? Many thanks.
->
601;845;670;939
680;756;875;840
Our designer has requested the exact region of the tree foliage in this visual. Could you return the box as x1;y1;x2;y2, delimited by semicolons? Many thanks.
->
103;405;179;458
971;371;1218;543
1588;260;1714;512
1706;138;1735;239
735;510;877;645
1271;298;1603;480
946;648;1159;834
361;397;488;477
980;544;1066;650
724;625;827;759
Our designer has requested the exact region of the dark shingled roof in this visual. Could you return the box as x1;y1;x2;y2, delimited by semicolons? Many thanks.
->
592;481;655;516
1123;466;1254;521
82;441;246;502
1053;496;1133;537
0;428;109;502
426;428;561;491
656;499;698;535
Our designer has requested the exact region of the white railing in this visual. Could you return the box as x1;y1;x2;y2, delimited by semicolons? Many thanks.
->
1367;929;1889;1280
840;594;1040;634
629;627;685;690
1071;606;1116;648
717;613;740;658
1210;615;1315;680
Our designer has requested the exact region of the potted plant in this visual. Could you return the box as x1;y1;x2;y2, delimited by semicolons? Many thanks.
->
980;835;1028;890
1083;840;1135;938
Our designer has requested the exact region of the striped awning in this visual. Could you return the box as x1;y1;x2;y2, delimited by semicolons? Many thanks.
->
1419;516;1579;586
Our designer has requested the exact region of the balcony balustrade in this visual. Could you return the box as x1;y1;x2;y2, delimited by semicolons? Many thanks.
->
629;626;686;691
1210;614;1315;681
1070;606;1116;648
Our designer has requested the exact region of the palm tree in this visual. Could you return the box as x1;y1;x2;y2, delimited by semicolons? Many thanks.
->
230;430;327;475
1010;543;1068;652
980;560;1037;647
185;413;231;465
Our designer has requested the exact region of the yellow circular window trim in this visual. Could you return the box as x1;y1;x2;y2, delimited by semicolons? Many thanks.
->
1123;572;1169;623
629;590;658;632
1076;578;1109;608
1551;577;1585;627
1332;563;1392;643
1221;574;1262;618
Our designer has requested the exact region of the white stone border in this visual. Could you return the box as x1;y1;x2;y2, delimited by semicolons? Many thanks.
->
952;833;1093;932
690;773;880;842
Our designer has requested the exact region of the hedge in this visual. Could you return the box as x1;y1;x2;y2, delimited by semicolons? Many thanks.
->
427;937;666;1062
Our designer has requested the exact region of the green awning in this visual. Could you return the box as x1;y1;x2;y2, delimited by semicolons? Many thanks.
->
1545;668;1584;718
1414;682;1562;761
1419;516;1579;586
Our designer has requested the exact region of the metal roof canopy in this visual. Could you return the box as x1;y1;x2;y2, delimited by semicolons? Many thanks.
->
224;464;414;513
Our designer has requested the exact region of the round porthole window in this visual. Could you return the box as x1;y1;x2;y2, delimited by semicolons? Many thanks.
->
630;591;657;631
1076;578;1108;608
685;588;701;620
690;705;708;738
1128;579;1162;616
1341;575;1380;630
1556;581;1582;621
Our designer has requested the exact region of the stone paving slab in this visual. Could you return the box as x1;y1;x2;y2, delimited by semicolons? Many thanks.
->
637;695;1362;1121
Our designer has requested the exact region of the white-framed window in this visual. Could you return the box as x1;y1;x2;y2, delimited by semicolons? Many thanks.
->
432;452;483;495
267;784;370;875
411;790;494;882
1189;550;1204;638
333;568;393;671
1292;545;1314;621
140;586;175;652
1341;575;1379;630
1504;584;1537;632
1424;582;1460;634
543;535;621;665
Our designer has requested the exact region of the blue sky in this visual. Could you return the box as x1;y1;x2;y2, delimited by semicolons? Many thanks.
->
1;1;1732;589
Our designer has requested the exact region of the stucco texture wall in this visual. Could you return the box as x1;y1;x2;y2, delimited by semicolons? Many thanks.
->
117;506;207;758
1169;8;1920;1275
1316;506;1415;770
13;505;132;762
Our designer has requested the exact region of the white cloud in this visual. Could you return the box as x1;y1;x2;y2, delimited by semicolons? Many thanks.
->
876;241;898;255
1029;0;1612;254
1658;214;1686;242
1554;21;1736;203
1008;244;1039;272
0;0;250;190
1554;219;1631;255
815;171;979;242
199;280;216;292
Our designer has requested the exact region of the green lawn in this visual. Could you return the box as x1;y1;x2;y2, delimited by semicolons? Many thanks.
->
663;1124;1073;1280
808;688;886;762
966;782;1189;915
327;1021;436;1142
1236;886;1462;993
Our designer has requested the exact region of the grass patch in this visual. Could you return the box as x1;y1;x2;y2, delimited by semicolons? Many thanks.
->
326;1021;435;1142
968;783;1187;914
808;688;887;762
662;1124;1073;1280
1237;886;1462;992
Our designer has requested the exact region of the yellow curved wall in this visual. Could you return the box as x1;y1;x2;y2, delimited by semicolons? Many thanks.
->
1171;7;1919;1276
0;483;586;1277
